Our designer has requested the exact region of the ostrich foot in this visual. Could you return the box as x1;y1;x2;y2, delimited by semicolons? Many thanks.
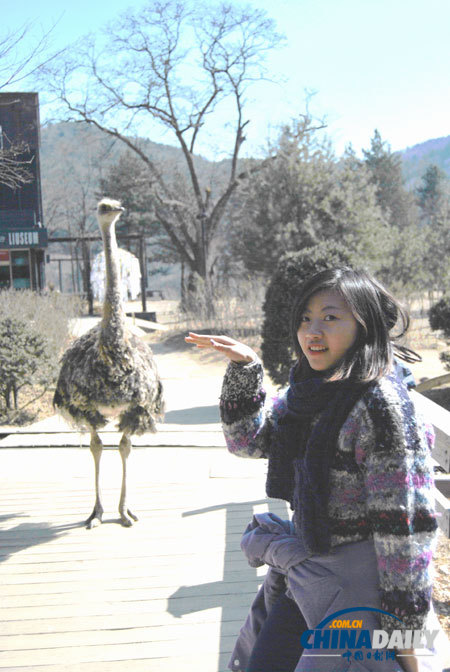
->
86;506;103;529
120;508;138;527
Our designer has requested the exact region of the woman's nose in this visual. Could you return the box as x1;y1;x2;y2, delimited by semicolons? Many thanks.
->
307;320;323;335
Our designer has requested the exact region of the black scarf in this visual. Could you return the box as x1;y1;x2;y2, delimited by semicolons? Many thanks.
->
266;362;370;554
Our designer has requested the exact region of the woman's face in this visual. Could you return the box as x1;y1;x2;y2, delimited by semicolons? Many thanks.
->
297;289;359;371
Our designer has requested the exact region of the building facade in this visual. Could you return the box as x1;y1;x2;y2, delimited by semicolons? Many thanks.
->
0;92;47;290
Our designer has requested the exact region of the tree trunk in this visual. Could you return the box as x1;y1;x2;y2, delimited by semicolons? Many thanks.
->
80;238;94;316
186;231;215;318
184;270;215;319
3;386;11;410
69;241;76;294
180;260;186;307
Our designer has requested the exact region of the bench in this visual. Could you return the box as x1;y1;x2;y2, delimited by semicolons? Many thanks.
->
146;289;165;299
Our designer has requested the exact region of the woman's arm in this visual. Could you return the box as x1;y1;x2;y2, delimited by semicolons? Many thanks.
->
356;382;438;638
185;333;284;459
220;357;281;459
185;332;258;364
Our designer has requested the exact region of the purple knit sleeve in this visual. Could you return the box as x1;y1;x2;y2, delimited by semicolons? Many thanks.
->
355;389;437;635
219;359;286;459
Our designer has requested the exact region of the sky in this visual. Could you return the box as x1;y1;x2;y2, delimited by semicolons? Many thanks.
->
3;0;449;160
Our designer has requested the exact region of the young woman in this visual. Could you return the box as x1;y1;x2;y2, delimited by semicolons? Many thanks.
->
186;268;439;672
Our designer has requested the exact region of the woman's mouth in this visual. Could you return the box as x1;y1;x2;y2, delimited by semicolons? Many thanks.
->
308;345;328;355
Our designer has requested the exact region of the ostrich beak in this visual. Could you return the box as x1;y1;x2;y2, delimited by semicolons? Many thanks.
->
94;205;125;213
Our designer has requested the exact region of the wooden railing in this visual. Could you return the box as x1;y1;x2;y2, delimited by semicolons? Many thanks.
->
411;390;450;537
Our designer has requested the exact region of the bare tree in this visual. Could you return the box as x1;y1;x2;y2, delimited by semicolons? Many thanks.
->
39;1;284;304
0;21;59;189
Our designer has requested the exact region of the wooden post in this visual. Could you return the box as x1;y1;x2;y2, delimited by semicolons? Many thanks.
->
139;235;147;312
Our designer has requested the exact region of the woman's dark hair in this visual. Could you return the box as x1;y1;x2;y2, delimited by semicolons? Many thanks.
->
290;267;417;382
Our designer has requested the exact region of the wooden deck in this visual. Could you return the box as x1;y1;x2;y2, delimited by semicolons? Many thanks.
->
1;382;449;672
0;444;288;672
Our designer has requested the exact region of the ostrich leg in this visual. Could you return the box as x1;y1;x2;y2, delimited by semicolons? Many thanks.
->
86;430;104;529
118;432;138;526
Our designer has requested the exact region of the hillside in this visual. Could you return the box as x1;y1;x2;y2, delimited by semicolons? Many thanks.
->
40;122;450;198
40;121;231;196
41;122;188;172
399;135;450;188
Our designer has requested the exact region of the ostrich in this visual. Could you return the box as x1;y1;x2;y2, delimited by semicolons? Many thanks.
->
54;198;164;528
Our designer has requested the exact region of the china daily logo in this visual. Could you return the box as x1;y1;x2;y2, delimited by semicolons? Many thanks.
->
300;608;439;664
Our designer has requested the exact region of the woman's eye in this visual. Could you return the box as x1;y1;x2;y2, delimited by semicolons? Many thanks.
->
324;315;338;321
300;315;310;322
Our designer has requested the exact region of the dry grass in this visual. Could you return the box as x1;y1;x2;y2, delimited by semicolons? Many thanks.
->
433;531;450;636
164;300;264;340
0;385;55;426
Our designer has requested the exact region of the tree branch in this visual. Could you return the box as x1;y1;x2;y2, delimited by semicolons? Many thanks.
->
0;19;63;91
0;141;34;189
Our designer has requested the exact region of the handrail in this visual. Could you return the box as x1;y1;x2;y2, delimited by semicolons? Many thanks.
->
416;373;450;393
411;390;450;536
411;390;450;471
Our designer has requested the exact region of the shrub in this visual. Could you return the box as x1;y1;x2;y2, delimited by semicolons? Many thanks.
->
429;296;450;371
440;352;450;371
261;241;353;386
0;289;81;420
0;318;53;410
429;297;450;339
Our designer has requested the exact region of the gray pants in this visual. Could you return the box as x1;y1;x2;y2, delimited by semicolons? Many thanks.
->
286;538;402;671
229;513;442;672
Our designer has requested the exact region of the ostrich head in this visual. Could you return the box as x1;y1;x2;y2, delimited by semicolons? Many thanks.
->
97;198;125;230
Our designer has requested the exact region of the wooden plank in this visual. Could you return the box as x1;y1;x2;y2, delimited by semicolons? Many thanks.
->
0;621;243;651
0;568;259;592
0;506;266;523
0;635;238;666
0;506;259;520
0;547;245;568
0;431;226;448
0;652;233;672
0;606;253;636
0;579;257;608
0;518;251;543
0;591;255;621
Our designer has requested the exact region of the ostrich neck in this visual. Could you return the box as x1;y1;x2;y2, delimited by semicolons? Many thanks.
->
100;222;126;336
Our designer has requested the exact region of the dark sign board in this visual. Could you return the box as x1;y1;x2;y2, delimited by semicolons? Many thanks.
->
0;228;48;248
0;92;43;221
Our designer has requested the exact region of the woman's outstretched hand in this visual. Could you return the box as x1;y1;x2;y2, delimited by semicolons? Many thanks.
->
185;332;257;364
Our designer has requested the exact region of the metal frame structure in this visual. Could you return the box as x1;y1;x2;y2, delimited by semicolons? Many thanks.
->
48;233;148;312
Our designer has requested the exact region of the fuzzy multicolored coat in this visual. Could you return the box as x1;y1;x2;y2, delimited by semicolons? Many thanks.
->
220;359;438;634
